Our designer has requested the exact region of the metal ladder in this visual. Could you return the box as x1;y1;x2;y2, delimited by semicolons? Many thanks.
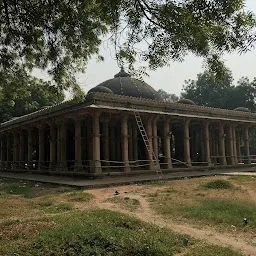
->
133;109;163;178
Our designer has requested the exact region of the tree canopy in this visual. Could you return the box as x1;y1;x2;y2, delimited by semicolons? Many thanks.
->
1;1;256;122
1;0;255;88
181;70;256;110
157;89;179;102
0;71;65;123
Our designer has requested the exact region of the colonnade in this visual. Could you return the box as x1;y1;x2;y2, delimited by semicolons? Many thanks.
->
0;111;253;174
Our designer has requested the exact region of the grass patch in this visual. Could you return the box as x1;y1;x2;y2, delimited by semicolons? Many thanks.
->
37;199;54;207
202;179;233;189
248;241;256;247
148;192;159;198
183;199;256;229
0;210;242;256
145;180;168;186
106;196;141;210
147;189;176;199
5;210;187;256
0;220;56;241
154;198;256;230
184;244;243;256
42;203;73;213
0;178;77;198
0;196;38;220
161;188;177;194
229;175;255;181
0;219;22;227
66;191;94;202
1;184;35;198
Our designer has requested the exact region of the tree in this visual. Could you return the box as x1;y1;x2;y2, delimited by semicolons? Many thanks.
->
0;72;65;123
181;70;256;111
181;70;233;108
0;0;255;90
157;89;179;102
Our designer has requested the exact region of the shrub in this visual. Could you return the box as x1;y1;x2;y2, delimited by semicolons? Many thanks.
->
202;180;233;189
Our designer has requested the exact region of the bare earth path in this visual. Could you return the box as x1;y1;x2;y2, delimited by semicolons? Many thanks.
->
88;185;256;256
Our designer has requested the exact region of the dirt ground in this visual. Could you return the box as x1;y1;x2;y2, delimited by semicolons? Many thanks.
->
85;176;256;256
1;175;256;255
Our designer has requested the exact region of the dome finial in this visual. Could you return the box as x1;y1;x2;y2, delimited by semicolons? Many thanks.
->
114;67;130;78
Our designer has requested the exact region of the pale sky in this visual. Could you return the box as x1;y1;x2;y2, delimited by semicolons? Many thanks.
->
35;0;256;97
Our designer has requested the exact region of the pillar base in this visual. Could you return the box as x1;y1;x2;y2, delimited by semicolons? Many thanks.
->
220;158;227;166
187;162;192;168
49;161;56;171
74;161;83;171
58;162;68;172
166;163;173;169
93;167;102;174
92;160;102;174
124;166;131;172
207;161;213;167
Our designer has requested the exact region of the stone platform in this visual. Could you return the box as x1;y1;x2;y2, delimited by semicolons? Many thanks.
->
0;166;255;188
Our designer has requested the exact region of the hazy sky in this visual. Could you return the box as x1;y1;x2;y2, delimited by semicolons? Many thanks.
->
35;0;256;97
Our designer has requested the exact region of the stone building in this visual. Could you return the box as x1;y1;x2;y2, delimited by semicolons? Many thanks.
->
0;68;255;176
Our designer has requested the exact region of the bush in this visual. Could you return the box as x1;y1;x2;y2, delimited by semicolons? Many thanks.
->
202;180;233;189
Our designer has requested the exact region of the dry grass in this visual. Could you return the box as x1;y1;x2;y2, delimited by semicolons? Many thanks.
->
0;176;254;256
105;196;141;211
146;176;256;234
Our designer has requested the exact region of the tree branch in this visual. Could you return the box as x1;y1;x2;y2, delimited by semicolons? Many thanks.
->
135;0;165;30
3;0;10;26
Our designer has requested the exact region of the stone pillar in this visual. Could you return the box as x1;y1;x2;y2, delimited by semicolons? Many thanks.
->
6;133;11;167
116;129;121;161
190;127;196;161
38;125;45;170
209;127;215;164
75;119;82;170
60;121;67;170
19;131;25;169
50;125;56;170
0;137;3;168
163;118;172;169
121;115;130;172
200;126;205;163
27;128;33;169
219;123;227;166
56;124;61;168
92;112;102;174
152;117;159;166
109;125;116;161
204;122;211;166
56;120;68;170
86;119;92;161
184;119;192;167
232;125;238;165
128;123;133;161
215;132;220;164
133;123;138;162
13;132;19;168
244;126;251;164
145;116;154;170
102;119;110;166
227;124;234;165
236;130;242;163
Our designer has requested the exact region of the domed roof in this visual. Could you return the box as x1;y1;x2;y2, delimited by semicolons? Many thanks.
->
88;85;114;94
89;68;161;100
177;99;196;105
234;107;250;112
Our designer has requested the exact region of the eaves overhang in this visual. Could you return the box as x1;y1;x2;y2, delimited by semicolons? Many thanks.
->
1;92;256;132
